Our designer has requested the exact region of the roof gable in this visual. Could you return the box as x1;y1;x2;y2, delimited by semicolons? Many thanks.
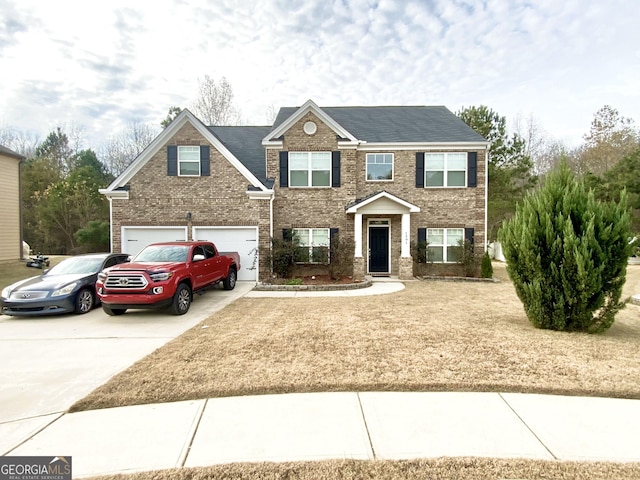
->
346;191;420;213
263;99;358;145
102;110;270;194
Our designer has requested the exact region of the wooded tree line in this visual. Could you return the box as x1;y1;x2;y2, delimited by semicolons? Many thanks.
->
1;74;638;254
457;104;640;239
0;76;242;254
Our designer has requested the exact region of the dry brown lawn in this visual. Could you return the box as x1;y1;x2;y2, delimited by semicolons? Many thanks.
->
71;264;640;412
86;458;640;480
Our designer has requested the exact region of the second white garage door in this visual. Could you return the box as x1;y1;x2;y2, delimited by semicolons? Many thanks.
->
192;227;258;281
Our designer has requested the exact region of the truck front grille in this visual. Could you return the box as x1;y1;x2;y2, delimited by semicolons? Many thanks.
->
104;273;148;290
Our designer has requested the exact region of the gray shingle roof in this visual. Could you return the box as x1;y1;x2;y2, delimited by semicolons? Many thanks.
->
0;144;25;160
208;126;272;182
206;105;485;189
272;105;486;143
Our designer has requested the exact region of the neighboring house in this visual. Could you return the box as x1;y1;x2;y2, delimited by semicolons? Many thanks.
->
0;145;25;262
100;100;488;281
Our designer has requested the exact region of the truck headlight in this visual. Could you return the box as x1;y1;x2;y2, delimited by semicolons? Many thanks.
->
150;272;173;282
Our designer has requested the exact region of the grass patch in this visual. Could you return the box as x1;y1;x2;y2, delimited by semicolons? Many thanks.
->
70;264;640;412
0;257;67;291
85;458;640;480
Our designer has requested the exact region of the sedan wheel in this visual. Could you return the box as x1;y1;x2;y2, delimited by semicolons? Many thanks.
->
75;288;94;314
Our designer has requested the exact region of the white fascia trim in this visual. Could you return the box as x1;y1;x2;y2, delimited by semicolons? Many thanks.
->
102;109;269;194
346;191;421;214
99;188;129;199
357;142;489;151
247;189;274;200
261;99;358;145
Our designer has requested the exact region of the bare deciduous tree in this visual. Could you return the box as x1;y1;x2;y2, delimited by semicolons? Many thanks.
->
192;76;242;125
0;124;40;158
100;120;156;177
580;105;639;175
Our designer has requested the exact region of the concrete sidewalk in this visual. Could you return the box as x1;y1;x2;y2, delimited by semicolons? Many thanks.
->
6;391;640;478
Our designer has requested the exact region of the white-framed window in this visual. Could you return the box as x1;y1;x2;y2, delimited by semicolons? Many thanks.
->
427;228;464;263
293;228;330;263
425;152;467;187
366;153;394;181
178;146;200;176
289;152;331;187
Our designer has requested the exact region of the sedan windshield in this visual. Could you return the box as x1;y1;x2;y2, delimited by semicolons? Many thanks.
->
133;246;189;263
47;257;104;275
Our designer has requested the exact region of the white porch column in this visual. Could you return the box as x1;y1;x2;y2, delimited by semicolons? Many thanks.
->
401;213;410;257
354;213;363;257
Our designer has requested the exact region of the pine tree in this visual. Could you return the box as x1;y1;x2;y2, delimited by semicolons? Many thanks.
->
499;161;632;333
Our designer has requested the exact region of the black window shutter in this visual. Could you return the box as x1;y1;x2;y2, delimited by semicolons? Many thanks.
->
279;151;288;188
331;151;341;187
200;145;210;176
167;146;177;176
465;227;475;245
329;228;339;263
467;152;477;187
416;153;425;188
418;228;427;244
283;228;293;241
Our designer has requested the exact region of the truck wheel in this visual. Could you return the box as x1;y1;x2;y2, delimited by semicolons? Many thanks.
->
74;288;94;314
103;306;126;316
223;267;237;290
171;283;191;315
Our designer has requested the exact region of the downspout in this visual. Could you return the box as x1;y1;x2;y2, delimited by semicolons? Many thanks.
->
269;191;275;278
108;196;114;253
484;145;489;253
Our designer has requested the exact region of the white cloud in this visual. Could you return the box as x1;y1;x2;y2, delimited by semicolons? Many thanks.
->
0;0;638;150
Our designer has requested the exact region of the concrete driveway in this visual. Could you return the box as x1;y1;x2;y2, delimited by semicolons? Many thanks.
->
0;281;253;455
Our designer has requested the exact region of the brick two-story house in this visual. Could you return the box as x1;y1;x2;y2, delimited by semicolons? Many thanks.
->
100;100;488;281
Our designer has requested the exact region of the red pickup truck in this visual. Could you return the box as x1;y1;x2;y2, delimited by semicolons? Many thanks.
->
96;241;240;316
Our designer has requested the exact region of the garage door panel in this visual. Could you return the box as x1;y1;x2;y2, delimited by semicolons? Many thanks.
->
193;227;257;281
122;227;188;258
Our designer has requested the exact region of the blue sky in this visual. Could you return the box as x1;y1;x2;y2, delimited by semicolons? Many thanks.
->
0;0;638;149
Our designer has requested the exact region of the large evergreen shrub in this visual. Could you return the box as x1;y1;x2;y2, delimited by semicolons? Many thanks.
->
498;161;632;333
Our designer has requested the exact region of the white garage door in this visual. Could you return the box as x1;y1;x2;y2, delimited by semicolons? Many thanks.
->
193;227;258;281
121;227;188;258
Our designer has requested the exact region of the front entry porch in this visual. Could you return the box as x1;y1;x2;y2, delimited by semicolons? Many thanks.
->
346;191;420;280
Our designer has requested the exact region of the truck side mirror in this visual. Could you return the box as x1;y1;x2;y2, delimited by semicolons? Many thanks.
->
193;254;205;262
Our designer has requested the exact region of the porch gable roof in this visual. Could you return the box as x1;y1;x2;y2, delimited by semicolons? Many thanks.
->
345;190;421;213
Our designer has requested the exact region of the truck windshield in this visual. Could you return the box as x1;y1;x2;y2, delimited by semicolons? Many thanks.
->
134;245;189;263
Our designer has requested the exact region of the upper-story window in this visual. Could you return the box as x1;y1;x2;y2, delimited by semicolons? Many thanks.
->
289;152;331;187
425;152;467;187
178;146;201;176
366;153;394;181
167;145;210;177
